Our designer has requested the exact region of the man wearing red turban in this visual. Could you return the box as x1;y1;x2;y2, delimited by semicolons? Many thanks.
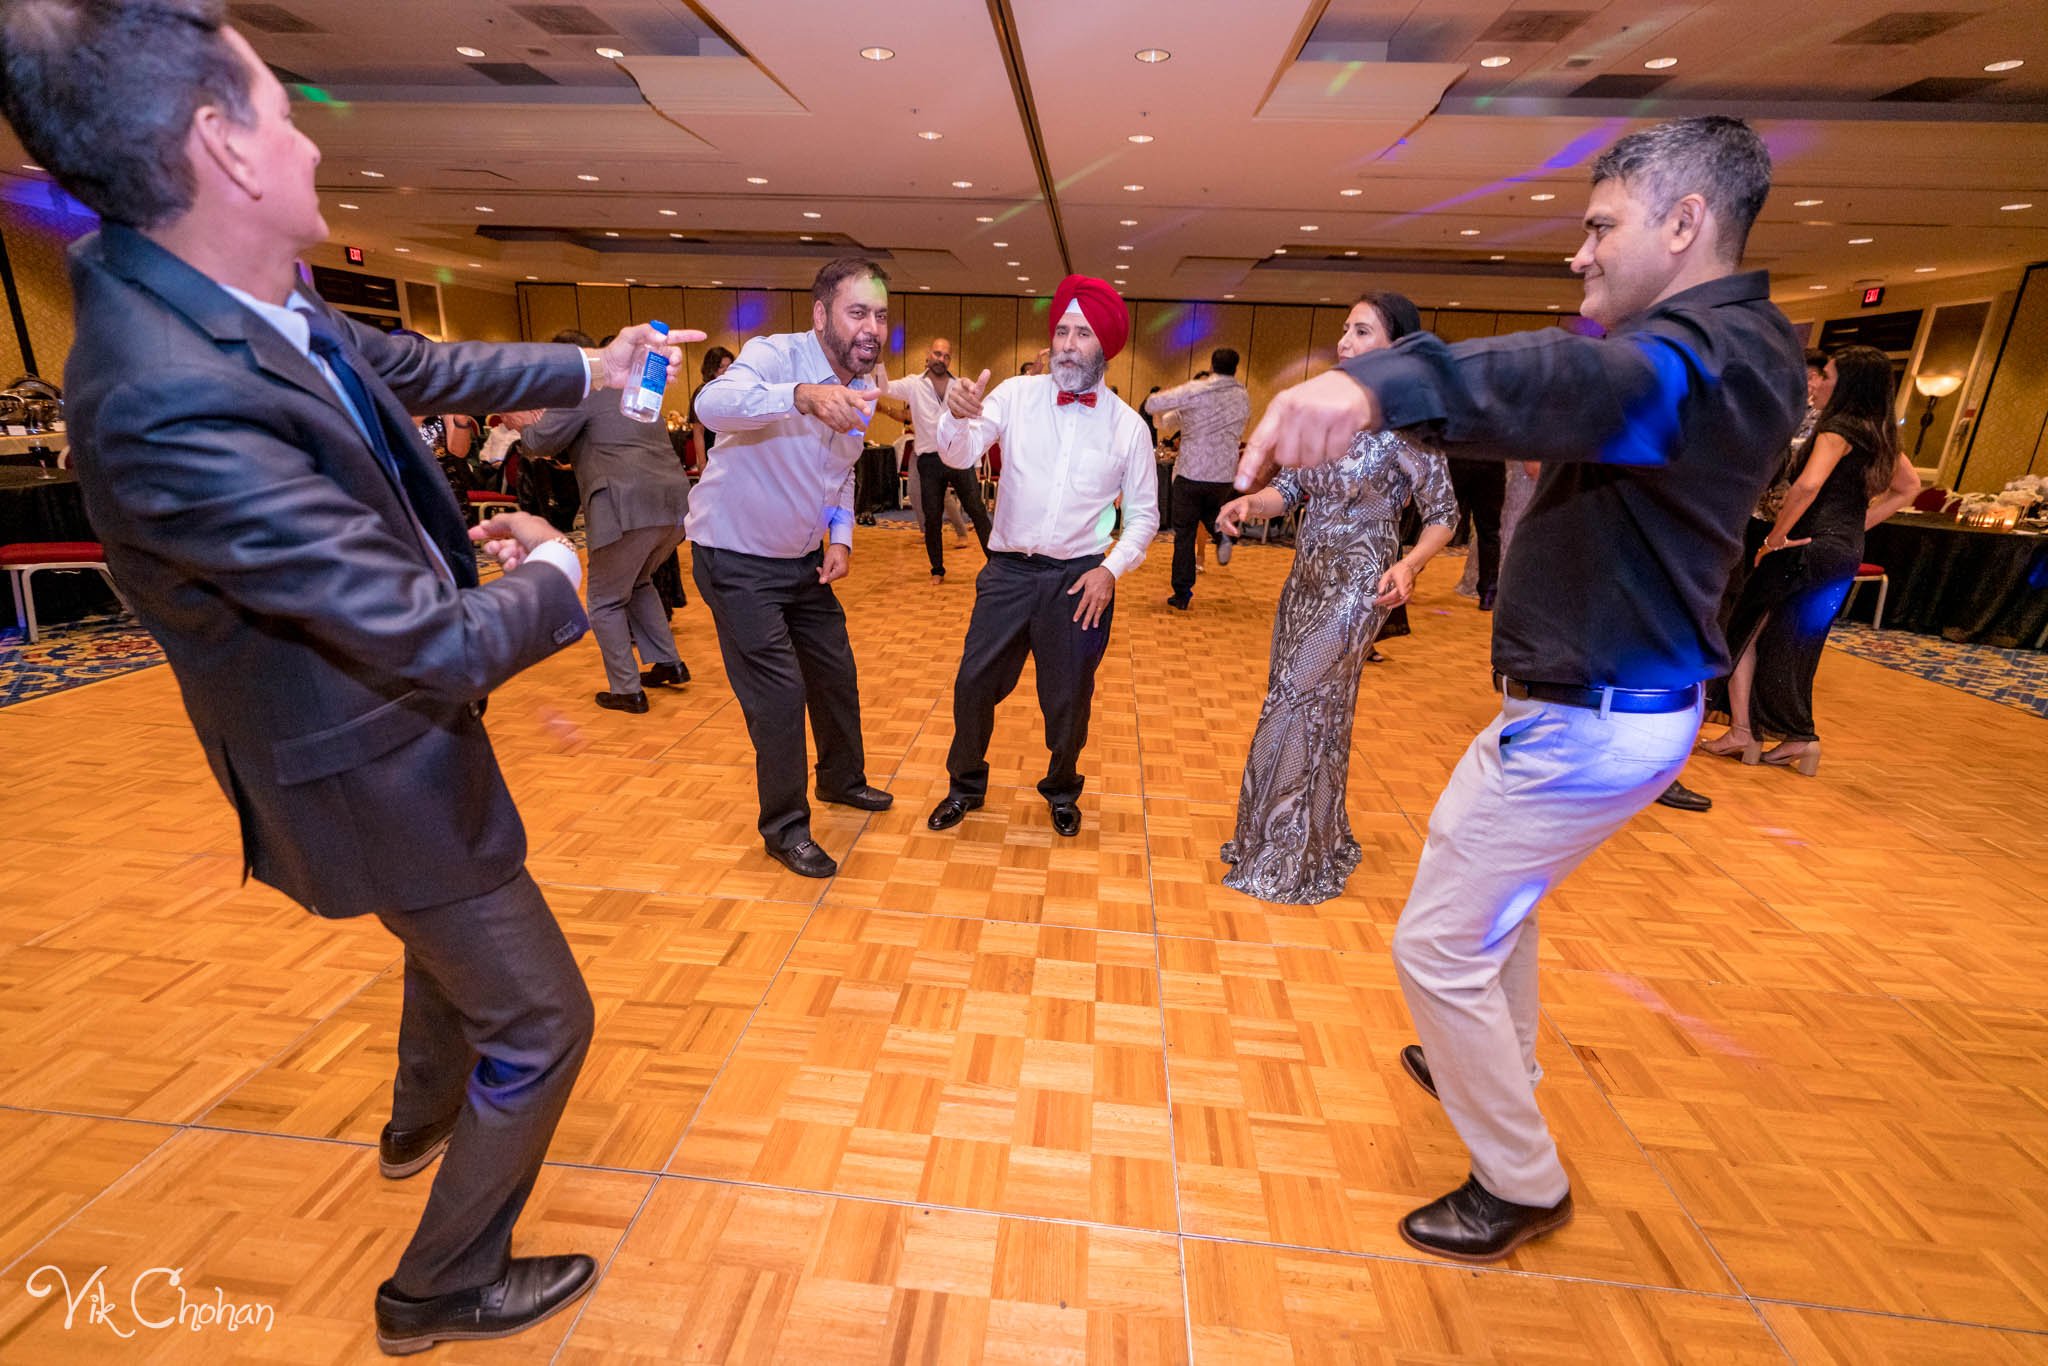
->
924;276;1159;838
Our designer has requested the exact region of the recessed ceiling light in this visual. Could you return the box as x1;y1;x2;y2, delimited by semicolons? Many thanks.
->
1915;265;1938;272
1480;55;1512;68
1984;59;2024;72
1848;236;1873;244
337;202;359;210
1127;134;1154;144
1122;184;1144;192
2000;202;2033;210
992;241;1009;247
394;247;411;253
711;280;722;286
456;45;485;58
1794;198;1824;207
659;208;677;216
975;215;994;223
746;176;768;185
1223;293;1235;299
1299;224;1319;232
359;170;385;178
1117;244;1134;251
1017;275;1029;281
1644;57;1677;69
918;130;944;141
624;278;636;284
1459;228;1482;236
525;274;538;280
1489;254;1505;260
467;262;481;268
803;211;823;218
1529;192;1556;202
1320;297;1331;302
1343;249;1358;257
1447;300;1461;307
859;46;895;61
595;46;623;59
800;234;813;241
604;231;619;237
1339;188;1363;197
1546;303;1561;309
1134;48;1170;63
1119;218;1139;226
669;232;683;238
1006;260;1020;266
1273;247;1287;255
918;284;930;290
951;180;973;189
21;163;41;171
475;205;494;212
1809;284;1828;290
1115;263;1128;270
576;174;599;182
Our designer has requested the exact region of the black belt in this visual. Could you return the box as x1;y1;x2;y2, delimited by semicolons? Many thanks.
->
1496;674;1699;715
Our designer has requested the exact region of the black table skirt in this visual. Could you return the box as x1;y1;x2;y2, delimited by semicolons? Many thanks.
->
853;445;901;516
0;467;119;624
1851;514;2048;650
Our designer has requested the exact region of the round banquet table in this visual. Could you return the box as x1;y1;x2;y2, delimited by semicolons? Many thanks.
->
1849;511;2048;650
0;466;119;625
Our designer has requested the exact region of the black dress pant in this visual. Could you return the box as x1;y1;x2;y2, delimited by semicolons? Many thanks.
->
1169;475;1235;599
947;551;1113;806
1446;457;1505;598
917;451;993;576
377;870;594;1298
691;543;867;847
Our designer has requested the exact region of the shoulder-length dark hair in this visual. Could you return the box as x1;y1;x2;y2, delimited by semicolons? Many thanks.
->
1355;289;1422;343
1799;344;1899;498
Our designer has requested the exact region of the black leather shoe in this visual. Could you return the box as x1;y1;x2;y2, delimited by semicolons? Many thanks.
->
927;796;981;831
1399;1176;1573;1263
818;784;894;812
374;1254;596;1355
595;690;649;714
766;838;837;878
1049;801;1082;838
1165;595;1190;610
1399;1044;1438;1100
378;1113;458;1179
640;660;690;688
1655;779;1712;812
1477;590;1497;612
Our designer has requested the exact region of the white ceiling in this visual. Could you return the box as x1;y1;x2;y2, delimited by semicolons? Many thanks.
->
3;0;2045;312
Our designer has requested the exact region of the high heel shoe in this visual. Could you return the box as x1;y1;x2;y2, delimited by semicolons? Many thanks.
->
1697;730;1761;764
1760;742;1820;776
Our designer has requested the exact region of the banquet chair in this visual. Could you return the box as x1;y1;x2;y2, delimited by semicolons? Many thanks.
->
1911;486;1953;514
2;540;125;644
463;445;521;526
1841;563;1888;629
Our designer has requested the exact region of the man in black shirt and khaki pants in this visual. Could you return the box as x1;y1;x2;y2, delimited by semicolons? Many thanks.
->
1241;116;1806;1263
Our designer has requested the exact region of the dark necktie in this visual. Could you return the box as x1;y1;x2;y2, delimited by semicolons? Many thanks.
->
1056;389;1097;408
301;309;405;488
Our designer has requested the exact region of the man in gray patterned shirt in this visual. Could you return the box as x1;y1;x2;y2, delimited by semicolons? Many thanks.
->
1146;348;1253;608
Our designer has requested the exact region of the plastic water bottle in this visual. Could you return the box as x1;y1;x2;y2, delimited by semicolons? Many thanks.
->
619;320;671;423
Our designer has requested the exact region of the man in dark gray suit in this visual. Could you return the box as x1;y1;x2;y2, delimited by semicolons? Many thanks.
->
509;328;694;714
0;1;694;1352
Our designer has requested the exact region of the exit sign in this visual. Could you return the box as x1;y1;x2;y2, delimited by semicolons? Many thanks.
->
344;245;366;266
1860;285;1885;308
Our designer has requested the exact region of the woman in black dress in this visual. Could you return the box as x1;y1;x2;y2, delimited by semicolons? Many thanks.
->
1699;345;1920;775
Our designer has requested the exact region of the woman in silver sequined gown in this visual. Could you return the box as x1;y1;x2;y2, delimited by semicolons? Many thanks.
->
1215;292;1459;904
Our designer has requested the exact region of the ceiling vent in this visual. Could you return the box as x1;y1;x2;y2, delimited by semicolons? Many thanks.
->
1876;75;2005;100
228;3;320;34
468;62;559;87
1833;11;1977;44
1478;11;1590;43
1570;73;1676;99
1561;55;1597;68
511;4;615;36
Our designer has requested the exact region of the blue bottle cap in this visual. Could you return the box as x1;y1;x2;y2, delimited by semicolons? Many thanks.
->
650;321;669;336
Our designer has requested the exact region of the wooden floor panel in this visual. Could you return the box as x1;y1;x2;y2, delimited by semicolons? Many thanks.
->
4;528;2044;1359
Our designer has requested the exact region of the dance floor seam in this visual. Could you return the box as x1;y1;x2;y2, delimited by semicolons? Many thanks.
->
3;530;2044;1363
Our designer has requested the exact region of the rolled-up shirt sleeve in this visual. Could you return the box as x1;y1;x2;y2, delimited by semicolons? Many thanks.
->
694;335;800;433
937;379;1005;469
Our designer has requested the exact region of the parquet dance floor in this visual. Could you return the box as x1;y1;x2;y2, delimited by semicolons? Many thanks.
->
2;527;2045;1362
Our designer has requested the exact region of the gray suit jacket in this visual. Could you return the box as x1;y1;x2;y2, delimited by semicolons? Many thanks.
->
65;225;590;919
519;388;691;551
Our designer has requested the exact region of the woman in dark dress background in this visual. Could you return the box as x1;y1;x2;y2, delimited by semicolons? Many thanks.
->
1699;345;1920;775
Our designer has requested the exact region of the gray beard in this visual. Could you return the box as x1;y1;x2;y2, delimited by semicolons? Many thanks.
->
1050;352;1105;393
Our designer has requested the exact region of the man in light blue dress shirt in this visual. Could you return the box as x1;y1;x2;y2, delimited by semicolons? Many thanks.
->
688;257;898;878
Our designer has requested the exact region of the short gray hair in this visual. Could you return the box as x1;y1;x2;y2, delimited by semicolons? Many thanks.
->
1590;115;1772;261
0;0;255;228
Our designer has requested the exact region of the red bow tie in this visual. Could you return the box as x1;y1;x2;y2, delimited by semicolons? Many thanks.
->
1056;389;1097;407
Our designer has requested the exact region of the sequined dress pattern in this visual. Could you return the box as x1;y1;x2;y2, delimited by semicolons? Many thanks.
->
1222;430;1458;904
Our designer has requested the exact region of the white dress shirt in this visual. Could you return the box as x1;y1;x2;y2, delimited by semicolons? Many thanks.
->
936;374;1158;578
219;285;581;590
886;369;954;455
688;329;877;558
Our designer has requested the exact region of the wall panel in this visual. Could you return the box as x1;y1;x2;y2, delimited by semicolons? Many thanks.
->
1307;305;1351;380
518;284;580;344
958;295;1021;385
1245;305;1315;415
1433;309;1497;343
1130;300;1195;411
1192;302;1257;383
439;284;519;343
575;285;630;343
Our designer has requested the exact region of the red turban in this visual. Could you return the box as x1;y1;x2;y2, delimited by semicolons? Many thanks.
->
1050;274;1129;360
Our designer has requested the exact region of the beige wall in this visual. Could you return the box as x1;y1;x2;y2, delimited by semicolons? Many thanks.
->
437;283;521;343
0;200;95;381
